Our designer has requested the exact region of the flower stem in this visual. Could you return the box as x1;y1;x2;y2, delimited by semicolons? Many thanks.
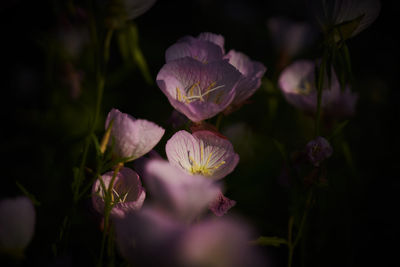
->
314;49;328;138
287;190;313;267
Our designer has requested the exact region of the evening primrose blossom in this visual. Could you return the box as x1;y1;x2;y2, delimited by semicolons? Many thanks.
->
157;57;241;122
278;59;357;118
0;197;35;256
166;130;239;180
105;108;165;161
92;167;146;218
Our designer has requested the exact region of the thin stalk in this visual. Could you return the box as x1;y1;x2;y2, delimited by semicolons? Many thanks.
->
314;50;328;138
287;190;313;267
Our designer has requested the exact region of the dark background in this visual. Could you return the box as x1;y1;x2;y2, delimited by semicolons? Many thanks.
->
1;0;398;266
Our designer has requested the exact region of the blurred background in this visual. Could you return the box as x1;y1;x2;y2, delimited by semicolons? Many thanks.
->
1;0;398;266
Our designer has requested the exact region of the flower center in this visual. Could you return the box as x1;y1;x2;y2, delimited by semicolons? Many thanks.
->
176;81;225;104
295;79;313;95
186;142;226;176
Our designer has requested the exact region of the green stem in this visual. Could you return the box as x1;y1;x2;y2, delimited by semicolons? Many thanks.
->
314;50;328;138
215;113;224;131
287;190;313;267
98;164;121;267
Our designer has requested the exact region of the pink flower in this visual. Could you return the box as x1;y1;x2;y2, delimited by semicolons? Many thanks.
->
105;108;165;161
0;197;35;254
92;167;146;218
157;57;241;122
166;130;239;180
144;159;220;223
209;191;236;217
278;59;357;118
224;50;266;107
177;217;266;267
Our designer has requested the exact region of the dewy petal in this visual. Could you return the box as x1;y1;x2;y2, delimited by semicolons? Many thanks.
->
105;108;165;161
92;167;146;218
166;130;239;180
177;217;266;267
0;197;35;252
209;191;236;217
144;159;220;223
225;50;267;106
165;37;224;63
157;57;241;122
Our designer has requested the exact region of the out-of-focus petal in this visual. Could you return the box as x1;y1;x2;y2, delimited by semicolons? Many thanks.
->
209;191;236;217
144;159;220;223
177;217;266;267
0;197;35;253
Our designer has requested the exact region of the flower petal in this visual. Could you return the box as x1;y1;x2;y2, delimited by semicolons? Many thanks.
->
105;108;165;160
157;57;241;122
144;159;220;223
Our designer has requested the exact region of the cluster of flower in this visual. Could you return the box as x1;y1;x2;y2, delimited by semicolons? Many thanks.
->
90;33;267;266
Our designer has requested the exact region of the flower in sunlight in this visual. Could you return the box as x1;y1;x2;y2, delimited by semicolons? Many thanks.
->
278;59;358;118
157;57;241;122
105;108;165;161
305;136;333;167
166;130;239;180
0;197;35;257
113;160;266;267
92;167;146;218
165;32;225;64
310;0;381;40
223;50;266;109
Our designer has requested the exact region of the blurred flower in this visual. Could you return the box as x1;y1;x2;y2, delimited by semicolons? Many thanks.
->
144;159;220;223
267;16;317;71
166;130;239;180
224;50;266;109
310;0;381;40
105;108;165;161
156;57;241;122
305;136;333;166
0;197;35;257
114;207;184;267
278;59;358;118
165;33;225;64
92;167;146;218
114;160;265;266
209;191;236;217
107;0;157;27
177;217;266;267
267;16;317;59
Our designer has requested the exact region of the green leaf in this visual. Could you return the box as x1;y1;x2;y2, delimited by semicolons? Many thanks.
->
328;120;349;140
250;236;288;247
272;138;288;162
127;23;153;85
15;181;41;206
333;14;365;42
